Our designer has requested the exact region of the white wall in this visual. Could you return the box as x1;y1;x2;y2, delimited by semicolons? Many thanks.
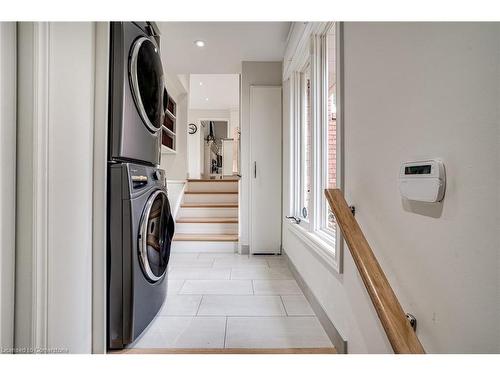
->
166;181;186;219
283;22;500;353
187;128;200;179
229;108;240;174
15;22;96;354
221;139;234;176
240;62;282;251
0;22;16;352
229;108;239;138
47;22;95;353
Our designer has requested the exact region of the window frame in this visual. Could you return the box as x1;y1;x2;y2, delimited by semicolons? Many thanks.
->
288;22;344;274
298;60;312;228
319;24;343;240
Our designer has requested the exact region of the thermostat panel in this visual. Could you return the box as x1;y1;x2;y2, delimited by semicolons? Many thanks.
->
399;159;445;202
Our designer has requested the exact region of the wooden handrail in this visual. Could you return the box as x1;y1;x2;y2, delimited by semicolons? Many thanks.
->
325;189;425;354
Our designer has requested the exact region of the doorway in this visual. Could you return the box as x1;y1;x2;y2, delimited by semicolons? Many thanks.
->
174;74;241;251
200;120;238;179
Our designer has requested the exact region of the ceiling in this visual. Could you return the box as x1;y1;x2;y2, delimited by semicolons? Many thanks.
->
189;74;239;110
158;22;291;74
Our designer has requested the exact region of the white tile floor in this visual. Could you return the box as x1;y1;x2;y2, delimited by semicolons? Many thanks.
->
130;252;333;350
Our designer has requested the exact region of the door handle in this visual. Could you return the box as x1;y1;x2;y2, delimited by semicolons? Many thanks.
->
254;161;257;179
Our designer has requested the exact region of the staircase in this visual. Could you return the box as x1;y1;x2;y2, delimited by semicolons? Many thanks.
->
172;179;239;252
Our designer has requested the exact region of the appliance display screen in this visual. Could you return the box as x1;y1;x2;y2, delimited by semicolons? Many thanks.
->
405;165;432;175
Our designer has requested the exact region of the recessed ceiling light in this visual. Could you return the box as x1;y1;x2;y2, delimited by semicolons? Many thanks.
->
194;40;206;48
205;97;209;101
199;82;203;86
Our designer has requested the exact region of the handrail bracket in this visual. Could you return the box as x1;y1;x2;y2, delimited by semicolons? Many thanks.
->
405;313;417;332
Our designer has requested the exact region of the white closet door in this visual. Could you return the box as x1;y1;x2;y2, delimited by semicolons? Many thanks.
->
250;86;282;254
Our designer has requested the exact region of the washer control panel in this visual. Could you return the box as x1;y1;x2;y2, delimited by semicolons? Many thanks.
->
128;165;166;191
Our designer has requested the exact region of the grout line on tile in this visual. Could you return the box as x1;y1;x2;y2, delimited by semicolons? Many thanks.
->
177;279;187;295
279;295;289;316
223;317;228;348
195;295;204;315
285;314;316;317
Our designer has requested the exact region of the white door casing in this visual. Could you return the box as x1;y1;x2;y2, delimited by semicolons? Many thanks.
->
249;86;282;254
15;22;96;354
0;21;17;353
92;21;110;354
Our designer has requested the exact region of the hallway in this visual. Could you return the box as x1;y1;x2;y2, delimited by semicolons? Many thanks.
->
127;252;334;351
3;17;499;359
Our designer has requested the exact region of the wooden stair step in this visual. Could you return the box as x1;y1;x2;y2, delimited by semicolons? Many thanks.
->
180;203;238;208
184;191;238;195
173;233;239;242
176;217;238;223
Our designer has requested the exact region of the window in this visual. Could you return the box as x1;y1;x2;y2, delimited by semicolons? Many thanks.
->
323;24;338;234
287;22;343;271
300;63;312;221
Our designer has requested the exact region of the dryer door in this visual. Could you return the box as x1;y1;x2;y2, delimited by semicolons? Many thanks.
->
129;36;164;133
138;190;174;282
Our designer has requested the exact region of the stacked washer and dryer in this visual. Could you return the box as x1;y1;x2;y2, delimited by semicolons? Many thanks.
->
107;22;175;350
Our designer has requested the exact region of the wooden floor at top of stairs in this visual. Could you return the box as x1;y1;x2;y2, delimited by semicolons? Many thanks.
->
180;203;238;208
112;347;337;354
173;233;238;242
184;191;238;194
176;217;238;223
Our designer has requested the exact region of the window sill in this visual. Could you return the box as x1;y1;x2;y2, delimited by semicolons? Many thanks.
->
284;220;341;275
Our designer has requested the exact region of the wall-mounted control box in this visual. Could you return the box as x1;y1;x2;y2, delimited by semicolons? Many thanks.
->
399;159;446;202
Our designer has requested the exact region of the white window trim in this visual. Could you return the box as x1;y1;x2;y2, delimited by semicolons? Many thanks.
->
285;22;344;275
319;31;332;235
317;22;345;273
310;33;322;234
333;23;345;273
285;220;340;274
291;71;301;221
298;61;311;228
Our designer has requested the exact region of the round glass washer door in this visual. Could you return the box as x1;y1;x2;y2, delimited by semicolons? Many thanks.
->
129;36;164;133
138;190;173;282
